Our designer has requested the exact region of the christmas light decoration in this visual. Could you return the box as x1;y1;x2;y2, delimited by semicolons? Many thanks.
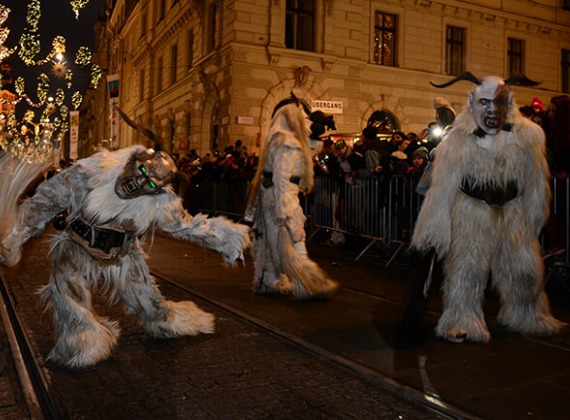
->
51;61;67;78
90;63;102;87
71;91;82;110
75;46;91;66
0;1;100;161
70;0;91;19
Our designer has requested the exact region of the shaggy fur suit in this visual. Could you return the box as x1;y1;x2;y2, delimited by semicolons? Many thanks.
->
412;95;565;342
0;145;250;368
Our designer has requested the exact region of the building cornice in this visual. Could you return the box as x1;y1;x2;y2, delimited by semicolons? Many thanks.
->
405;0;570;36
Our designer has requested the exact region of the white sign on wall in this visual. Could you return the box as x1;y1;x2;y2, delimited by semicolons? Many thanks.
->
235;116;254;125
69;110;79;160
311;100;344;114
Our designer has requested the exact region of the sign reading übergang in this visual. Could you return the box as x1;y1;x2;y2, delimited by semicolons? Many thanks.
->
311;100;343;114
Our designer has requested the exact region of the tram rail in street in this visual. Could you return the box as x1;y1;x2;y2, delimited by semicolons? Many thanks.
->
150;269;474;420
1;232;569;419
0;274;59;420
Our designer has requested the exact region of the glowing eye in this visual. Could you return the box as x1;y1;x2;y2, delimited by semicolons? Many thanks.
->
138;164;157;188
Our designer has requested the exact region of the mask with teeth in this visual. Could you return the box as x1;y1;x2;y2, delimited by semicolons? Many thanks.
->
115;149;177;199
468;76;513;136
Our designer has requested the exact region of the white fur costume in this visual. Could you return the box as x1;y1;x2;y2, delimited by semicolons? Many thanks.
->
0;145;250;368
412;75;565;342
246;99;338;299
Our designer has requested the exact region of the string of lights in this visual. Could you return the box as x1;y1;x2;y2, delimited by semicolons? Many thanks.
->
0;1;101;161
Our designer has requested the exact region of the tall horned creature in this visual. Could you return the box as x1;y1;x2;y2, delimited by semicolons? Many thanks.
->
0;109;250;368
411;72;566;343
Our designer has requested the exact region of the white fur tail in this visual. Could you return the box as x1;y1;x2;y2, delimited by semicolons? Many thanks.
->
0;152;52;239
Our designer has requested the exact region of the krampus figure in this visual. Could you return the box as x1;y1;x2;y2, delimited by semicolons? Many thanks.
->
411;72;565;342
246;95;338;299
0;145;250;368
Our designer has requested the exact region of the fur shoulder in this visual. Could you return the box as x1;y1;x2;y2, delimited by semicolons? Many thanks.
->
267;129;301;150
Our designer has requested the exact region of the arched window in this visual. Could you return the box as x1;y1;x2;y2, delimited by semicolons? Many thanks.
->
367;109;399;133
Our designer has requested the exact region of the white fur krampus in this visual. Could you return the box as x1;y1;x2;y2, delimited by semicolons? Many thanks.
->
246;95;338;299
411;73;565;342
0;145;250;368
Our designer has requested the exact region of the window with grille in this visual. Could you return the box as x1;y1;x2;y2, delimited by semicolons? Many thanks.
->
207;2;217;53
171;44;178;85
373;12;397;66
141;12;146;38
159;0;166;20
157;56;163;92
285;0;314;51
562;49;570;93
508;38;524;77
445;26;465;75
139;68;145;102
187;30;194;70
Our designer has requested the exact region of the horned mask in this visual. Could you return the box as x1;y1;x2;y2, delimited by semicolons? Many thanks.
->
430;72;539;136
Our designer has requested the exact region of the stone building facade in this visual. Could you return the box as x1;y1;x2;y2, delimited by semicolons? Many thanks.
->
79;0;570;157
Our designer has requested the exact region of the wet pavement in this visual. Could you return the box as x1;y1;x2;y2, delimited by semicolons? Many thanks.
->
147;233;570;420
0;228;569;419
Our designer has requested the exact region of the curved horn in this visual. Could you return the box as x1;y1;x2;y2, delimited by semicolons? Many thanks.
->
114;105;164;151
504;73;540;87
429;71;482;88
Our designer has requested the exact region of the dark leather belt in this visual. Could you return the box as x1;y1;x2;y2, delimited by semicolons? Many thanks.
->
460;178;518;207
262;171;300;188
69;219;133;254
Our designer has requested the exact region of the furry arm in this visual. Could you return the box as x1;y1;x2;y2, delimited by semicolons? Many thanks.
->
0;166;85;266
158;199;251;266
410;130;464;257
517;121;551;236
270;135;302;221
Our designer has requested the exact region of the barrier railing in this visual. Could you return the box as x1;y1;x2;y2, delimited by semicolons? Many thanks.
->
309;175;422;264
185;174;569;270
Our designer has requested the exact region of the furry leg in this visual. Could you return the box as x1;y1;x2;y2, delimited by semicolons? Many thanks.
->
437;246;491;343
117;256;214;338
493;237;566;335
41;268;120;369
251;220;293;295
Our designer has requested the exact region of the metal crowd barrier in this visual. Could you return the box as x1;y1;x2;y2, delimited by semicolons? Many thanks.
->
545;176;570;289
185;174;570;272
309;175;422;264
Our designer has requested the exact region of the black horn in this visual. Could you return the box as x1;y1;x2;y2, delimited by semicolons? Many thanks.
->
430;71;482;88
504;73;540;87
114;105;164;151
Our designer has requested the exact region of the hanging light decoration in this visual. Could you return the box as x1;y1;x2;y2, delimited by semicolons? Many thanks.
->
70;0;91;19
51;60;68;78
0;0;100;161
75;46;91;66
90;63;102;87
0;5;14;61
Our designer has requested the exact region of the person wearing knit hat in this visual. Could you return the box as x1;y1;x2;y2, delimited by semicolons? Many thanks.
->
412;146;429;161
409;147;429;184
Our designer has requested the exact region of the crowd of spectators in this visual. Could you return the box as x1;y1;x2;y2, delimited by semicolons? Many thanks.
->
520;94;570;255
174;95;569;252
174;139;259;185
